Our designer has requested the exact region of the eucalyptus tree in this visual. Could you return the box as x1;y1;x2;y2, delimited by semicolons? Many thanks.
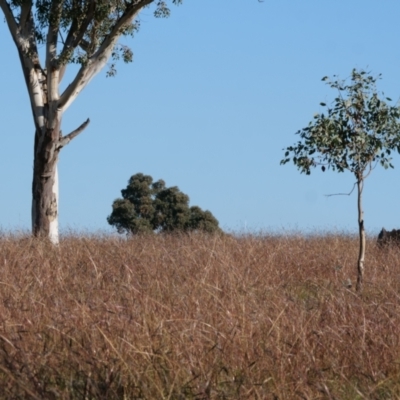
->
281;69;400;291
0;0;181;243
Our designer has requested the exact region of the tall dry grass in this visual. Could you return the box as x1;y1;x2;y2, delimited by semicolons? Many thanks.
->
0;232;399;399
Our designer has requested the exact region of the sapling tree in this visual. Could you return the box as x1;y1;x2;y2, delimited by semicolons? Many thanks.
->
0;0;181;244
281;69;400;291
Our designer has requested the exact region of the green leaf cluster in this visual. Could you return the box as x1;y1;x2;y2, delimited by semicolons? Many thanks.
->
7;0;182;74
281;69;400;179
107;173;221;235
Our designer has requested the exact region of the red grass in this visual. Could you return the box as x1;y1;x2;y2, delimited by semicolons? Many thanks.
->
0;233;400;399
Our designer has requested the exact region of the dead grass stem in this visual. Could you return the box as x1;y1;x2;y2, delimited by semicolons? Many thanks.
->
0;232;399;399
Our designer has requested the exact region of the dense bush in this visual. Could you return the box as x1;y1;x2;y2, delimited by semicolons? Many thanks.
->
108;173;220;235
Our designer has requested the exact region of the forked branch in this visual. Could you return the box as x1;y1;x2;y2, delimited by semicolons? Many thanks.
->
59;0;154;111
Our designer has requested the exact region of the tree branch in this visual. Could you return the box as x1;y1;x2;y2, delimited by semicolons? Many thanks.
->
59;0;154;111
0;2;45;132
79;39;90;52
19;1;32;28
363;160;377;180
46;0;64;67
325;182;356;197
94;0;154;57
57;118;90;149
46;0;65;103
1;1;39;68
59;0;96;65
0;0;19;44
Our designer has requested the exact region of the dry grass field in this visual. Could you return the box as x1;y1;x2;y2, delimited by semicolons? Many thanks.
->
0;232;400;399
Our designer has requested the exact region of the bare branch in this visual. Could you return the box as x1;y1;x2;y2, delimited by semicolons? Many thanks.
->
19;1;32;28
325;182;357;197
59;64;67;83
46;0;65;103
46;0;64;68
0;3;45;131
59;0;96;64
363;160;378;180
0;0;19;44
57;118;90;149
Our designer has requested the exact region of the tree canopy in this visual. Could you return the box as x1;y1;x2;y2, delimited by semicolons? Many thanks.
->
281;68;400;291
2;0;182;78
281;69;400;177
108;173;221;235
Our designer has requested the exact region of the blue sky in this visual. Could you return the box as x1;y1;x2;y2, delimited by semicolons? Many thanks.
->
1;0;400;235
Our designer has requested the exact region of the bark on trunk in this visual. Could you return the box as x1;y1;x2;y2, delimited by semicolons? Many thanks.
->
0;0;139;243
356;177;366;292
32;121;61;244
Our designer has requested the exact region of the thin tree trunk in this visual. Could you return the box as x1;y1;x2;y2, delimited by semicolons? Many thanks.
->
356;177;366;292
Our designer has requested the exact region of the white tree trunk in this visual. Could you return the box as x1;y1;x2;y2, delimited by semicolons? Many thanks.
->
0;0;154;243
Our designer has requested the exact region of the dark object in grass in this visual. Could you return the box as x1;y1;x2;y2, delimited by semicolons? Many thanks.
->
377;228;400;247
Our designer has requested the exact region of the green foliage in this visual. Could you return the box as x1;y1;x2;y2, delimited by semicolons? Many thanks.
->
108;173;221;235
281;69;400;178
281;69;400;291
188;206;222;233
7;0;182;75
153;186;191;232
